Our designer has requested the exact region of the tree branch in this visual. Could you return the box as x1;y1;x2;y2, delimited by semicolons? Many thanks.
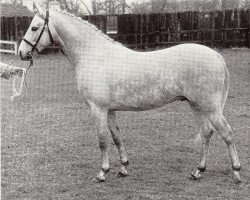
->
78;0;92;15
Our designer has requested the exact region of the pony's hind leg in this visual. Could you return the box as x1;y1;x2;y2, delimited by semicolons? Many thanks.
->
108;111;129;177
206;110;241;183
191;109;214;180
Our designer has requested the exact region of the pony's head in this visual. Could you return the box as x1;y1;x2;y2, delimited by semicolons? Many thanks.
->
18;4;54;60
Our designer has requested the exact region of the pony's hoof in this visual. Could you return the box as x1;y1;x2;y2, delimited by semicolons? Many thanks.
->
233;171;242;184
92;177;105;183
116;171;128;178
234;178;242;184
191;171;201;180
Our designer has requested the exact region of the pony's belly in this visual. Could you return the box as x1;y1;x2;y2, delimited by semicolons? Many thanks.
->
108;76;182;111
109;89;180;111
110;100;173;111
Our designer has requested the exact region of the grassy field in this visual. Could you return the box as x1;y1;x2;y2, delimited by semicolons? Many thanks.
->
1;49;249;200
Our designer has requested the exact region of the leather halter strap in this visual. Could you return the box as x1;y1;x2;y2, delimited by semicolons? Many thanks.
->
22;10;54;53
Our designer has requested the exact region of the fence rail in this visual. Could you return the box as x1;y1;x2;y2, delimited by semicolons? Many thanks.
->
1;9;249;51
109;27;248;48
1;16;32;43
0;40;18;55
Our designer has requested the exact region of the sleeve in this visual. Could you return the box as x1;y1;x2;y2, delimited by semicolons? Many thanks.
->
0;62;12;79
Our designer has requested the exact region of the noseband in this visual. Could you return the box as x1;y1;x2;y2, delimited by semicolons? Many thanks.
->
22;10;54;53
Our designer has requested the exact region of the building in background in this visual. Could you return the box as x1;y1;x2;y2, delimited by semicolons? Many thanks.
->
22;0;34;11
0;3;34;42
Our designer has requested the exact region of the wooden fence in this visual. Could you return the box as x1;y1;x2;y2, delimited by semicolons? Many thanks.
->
0;40;18;54
0;16;33;43
84;9;250;49
1;9;249;50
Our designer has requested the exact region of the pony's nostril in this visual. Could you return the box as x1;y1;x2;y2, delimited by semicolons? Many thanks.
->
19;51;31;61
19;51;26;60
27;52;33;60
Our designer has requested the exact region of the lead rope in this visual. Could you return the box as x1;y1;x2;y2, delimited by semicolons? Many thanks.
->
0;59;13;76
10;68;27;101
10;58;32;101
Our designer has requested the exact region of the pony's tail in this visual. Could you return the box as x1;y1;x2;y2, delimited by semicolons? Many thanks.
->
218;53;230;110
221;64;230;110
193;54;228;146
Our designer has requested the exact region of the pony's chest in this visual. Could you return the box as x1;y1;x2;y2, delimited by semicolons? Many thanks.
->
76;67;111;104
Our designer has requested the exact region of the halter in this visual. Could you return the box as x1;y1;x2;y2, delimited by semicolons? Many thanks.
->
22;10;54;53
11;9;53;100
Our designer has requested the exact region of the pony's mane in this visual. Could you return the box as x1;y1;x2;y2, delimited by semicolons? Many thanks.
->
54;9;122;46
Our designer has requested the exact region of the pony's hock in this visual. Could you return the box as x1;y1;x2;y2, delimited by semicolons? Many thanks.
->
18;3;242;183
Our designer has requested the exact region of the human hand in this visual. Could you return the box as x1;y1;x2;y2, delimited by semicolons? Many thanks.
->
11;67;25;77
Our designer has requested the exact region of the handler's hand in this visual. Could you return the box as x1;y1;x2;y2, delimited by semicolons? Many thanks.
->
1;67;12;79
11;67;25;77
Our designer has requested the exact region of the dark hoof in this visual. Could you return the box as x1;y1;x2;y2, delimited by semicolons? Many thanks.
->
191;172;201;180
191;173;198;180
234;179;242;184
116;171;128;178
233;170;241;184
233;176;242;184
92;177;105;183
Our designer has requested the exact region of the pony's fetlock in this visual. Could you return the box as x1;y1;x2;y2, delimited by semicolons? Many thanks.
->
191;169;202;180
233;170;242;184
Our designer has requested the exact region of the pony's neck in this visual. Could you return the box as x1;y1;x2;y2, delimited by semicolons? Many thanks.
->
50;11;115;66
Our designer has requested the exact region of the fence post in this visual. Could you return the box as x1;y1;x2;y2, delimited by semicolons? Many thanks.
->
14;42;17;55
211;11;215;48
14;17;18;41
140;14;143;47
222;10;226;48
247;9;250;48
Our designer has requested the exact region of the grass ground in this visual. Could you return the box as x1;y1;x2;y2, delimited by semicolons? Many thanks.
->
1;49;249;200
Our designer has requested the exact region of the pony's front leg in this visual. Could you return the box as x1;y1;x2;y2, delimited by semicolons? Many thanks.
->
108;111;129;177
90;103;110;182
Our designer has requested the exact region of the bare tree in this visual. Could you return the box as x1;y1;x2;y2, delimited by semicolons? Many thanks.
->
78;0;91;14
150;0;242;12
91;0;129;14
193;0;221;11
41;0;91;15
151;0;179;13
58;0;81;14
3;0;23;5
221;0;241;10
130;0;152;14
245;0;250;9
119;0;129;14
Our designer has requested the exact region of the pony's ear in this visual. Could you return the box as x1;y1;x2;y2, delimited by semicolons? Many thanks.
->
34;3;46;19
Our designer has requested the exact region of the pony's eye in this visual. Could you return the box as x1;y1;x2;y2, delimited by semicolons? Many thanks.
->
31;27;38;31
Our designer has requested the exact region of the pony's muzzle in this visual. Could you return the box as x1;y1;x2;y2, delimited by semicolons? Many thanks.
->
19;51;33;61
